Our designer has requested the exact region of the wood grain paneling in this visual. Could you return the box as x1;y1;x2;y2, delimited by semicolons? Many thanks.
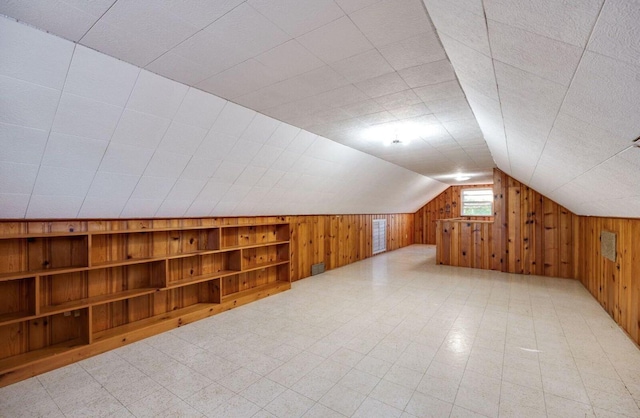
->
436;169;576;278
289;214;414;281
434;169;640;345
414;184;493;244
575;217;640;345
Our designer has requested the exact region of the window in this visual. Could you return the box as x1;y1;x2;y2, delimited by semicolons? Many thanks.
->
372;219;386;254
461;188;493;216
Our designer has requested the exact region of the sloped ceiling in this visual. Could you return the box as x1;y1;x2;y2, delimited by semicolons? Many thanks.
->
1;1;640;219
423;0;640;217
0;0;496;185
0;16;448;218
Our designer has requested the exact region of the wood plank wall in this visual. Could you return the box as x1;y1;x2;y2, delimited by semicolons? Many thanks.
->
414;184;493;244
425;169;640;345
493;169;576;277
575;217;640;344
290;214;413;282
436;169;576;278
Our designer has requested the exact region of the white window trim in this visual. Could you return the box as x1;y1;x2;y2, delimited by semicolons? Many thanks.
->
460;188;494;217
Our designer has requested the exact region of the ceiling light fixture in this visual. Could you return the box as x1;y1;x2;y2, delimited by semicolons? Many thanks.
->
455;175;471;181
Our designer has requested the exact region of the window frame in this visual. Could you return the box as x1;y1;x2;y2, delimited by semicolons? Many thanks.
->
460;188;494;217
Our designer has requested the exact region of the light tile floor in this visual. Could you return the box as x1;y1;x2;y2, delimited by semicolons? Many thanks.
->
2;245;640;418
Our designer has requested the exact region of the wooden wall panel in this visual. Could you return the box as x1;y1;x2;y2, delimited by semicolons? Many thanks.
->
433;169;640;345
436;169;576;279
289;214;414;281
414;184;493;244
575;216;640;345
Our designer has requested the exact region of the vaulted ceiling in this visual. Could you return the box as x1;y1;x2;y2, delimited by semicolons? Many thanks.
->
1;0;639;219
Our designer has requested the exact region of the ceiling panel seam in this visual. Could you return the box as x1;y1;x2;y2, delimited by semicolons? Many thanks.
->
525;0;608;185
24;43;78;218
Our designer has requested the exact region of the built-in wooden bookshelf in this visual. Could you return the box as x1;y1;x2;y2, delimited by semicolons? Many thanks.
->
0;217;291;387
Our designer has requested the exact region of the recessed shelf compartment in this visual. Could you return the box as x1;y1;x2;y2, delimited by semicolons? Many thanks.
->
167;251;241;286
0;277;36;326
221;264;290;299
92;283;221;340
242;243;289;270
0;309;90;372
90;229;220;266
0;236;88;278
39;261;166;315
220;224;289;249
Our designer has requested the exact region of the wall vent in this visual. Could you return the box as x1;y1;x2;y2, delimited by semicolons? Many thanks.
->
372;219;387;255
601;230;616;262
311;262;325;276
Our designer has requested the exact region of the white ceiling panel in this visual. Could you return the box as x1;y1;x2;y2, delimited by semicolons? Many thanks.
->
0;75;61;130
588;1;640;66
33;166;95;197
562;51;640;139
51;93;123;141
354;72;411;98
330;49;394;84
165;178;207;202
488;20;582;86
126;71;189;119
154;199;191;217
350;0;434;48
0;162;39;194
414;80;465;102
439;35;499;101
0;193;30;218
397;59;456;88
65;45;140;107
98;143;154;176
26;195;84;218
181;158;222;181
225;140;264;164
87;171;140;200
168;3;289;74
120;198;164;218
41;132;108;171
209;102;256;137
143;151;191;179
239;114;281;144
0;123;48;165
297;16;372;63
110;109;171;149
173;88;226;131
483;0;603;47
90;0;199;50
160;0;245;29
197;59;282;99
78;197;128;218
0;17;74;90
145;52;214;86
131;176;175;200
81;19;168;67
0;0;115;41
378;32;447;71
248;0;344;38
255;40;325;80
157;122;208;155
423;0;490;55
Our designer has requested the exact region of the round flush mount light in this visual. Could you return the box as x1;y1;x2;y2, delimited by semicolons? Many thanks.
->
455;175;471;181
